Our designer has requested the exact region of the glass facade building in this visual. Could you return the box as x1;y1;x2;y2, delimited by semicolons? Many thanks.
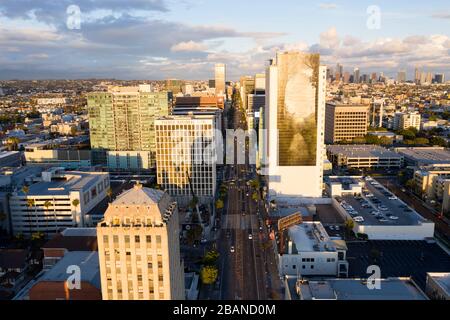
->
87;87;170;167
276;52;320;166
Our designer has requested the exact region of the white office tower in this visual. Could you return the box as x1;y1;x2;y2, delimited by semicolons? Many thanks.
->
265;51;326;201
155;115;217;206
215;63;226;97
97;185;185;300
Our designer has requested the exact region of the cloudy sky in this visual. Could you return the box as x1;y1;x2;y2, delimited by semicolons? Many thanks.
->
0;0;449;80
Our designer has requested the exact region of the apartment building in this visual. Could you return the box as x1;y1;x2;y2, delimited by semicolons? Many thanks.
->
87;85;170;168
393;112;421;131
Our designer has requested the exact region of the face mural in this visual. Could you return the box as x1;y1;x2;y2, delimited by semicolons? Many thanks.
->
277;52;320;166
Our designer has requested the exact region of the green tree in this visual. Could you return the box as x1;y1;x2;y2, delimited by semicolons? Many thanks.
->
344;219;355;238
414;137;429;145
405;179;416;191
398;129;416;140
6;137;20;151
200;265;219;285
106;187;113;201
430;136;447;147
251;191;259;201
22;185;29;195
215;199;224;210
379;136;392;145
202;250;220;265
352;137;366;144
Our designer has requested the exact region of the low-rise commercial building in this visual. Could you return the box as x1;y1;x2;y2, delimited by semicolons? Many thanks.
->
279;222;348;278
327;145;403;169
24;143;91;169
28;251;101;300
285;277;427;300
9;168;109;236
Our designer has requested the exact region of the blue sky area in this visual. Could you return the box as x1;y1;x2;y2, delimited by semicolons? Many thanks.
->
0;0;449;80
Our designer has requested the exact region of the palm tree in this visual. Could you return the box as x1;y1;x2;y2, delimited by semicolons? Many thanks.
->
26;198;36;236
43;200;52;233
72;199;81;227
22;185;29;195
106;187;113;202
6;137;19;151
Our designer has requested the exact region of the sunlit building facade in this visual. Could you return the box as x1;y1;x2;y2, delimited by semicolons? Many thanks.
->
265;51;326;200
87;85;170;168
97;185;185;300
155;115;217;205
215;63;226;97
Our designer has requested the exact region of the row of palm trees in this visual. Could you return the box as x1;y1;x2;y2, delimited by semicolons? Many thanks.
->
19;186;113;235
21;185;81;235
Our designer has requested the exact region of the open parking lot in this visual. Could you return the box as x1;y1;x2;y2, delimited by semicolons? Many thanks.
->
347;240;450;290
341;177;428;227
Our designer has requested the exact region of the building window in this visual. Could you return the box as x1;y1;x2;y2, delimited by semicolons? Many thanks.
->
135;235;140;243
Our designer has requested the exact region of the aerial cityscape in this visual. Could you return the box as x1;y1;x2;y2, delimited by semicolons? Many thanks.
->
0;0;450;307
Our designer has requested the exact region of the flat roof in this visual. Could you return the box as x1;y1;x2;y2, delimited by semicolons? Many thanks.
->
395;147;450;165
339;177;429;226
287;222;337;253
427;272;450;295
288;277;427;300
327;145;402;159
21;171;107;196
39;251;100;288
0;151;19;159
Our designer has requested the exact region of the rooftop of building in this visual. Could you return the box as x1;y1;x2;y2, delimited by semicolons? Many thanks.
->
43;228;98;252
0;151;19;159
113;184;165;206
427;272;450;295
287;277;427;300
286;222;341;253
39;251;100;288
17;169;107;196
394;147;450;165
156;114;215;121
326;102;369;109
327;144;402;159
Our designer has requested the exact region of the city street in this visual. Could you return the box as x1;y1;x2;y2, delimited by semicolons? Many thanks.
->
215;104;282;300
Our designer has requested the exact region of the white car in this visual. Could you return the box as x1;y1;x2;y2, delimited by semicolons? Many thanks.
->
389;216;399;220
354;216;365;222
230;246;235;253
248;234;253;240
389;196;398;200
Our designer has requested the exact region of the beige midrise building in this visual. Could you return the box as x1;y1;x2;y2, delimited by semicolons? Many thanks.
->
325;103;369;144
97;184;185;300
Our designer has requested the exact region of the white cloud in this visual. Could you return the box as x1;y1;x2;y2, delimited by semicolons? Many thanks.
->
171;40;208;52
320;27;340;49
319;3;338;10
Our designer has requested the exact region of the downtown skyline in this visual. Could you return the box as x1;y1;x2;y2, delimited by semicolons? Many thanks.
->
0;0;449;80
